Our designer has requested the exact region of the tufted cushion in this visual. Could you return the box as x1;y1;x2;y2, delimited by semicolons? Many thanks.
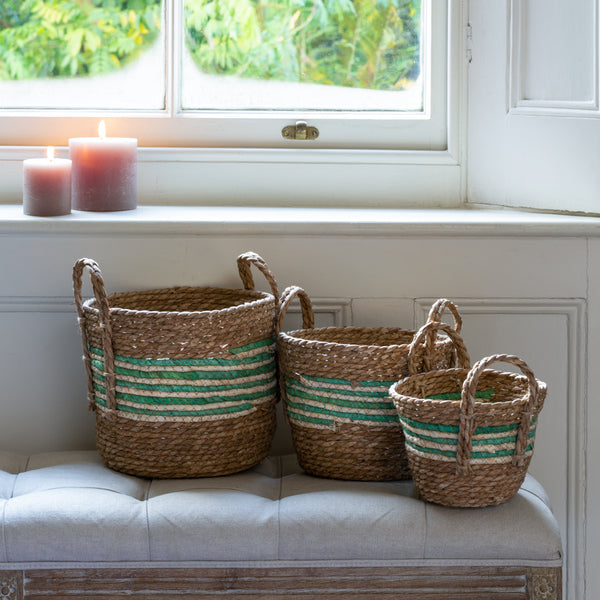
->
0;450;562;564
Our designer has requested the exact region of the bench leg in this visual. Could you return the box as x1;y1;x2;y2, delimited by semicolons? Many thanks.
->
527;567;562;599
0;572;22;600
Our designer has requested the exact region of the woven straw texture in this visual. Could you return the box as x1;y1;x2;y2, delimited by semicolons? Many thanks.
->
73;252;279;479
390;321;547;507
277;287;463;481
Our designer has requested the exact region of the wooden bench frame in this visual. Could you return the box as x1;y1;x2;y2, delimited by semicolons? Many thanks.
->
1;565;561;599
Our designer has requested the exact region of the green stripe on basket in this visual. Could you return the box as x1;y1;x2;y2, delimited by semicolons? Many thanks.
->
405;429;537;447
294;373;397;388
89;337;277;418
286;409;335;427
90;356;274;378
93;381;276;407
287;380;394;402
95;398;256;417
405;437;536;460
228;338;275;354
399;415;538;436
285;397;398;424
91;372;275;395
91;360;275;386
88;337;274;367
284;371;401;425
109;362;273;381
286;386;397;412
426;388;495;401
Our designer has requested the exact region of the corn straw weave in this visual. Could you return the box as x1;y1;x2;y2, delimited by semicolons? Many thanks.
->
73;251;280;479
277;287;463;481
390;321;547;507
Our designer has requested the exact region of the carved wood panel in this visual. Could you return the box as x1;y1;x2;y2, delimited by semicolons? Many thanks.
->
528;567;562;600
14;566;563;599
0;572;21;600
1;565;564;599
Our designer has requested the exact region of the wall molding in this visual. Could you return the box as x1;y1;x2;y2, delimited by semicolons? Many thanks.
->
0;297;74;313
280;298;352;328
0;297;353;326
415;297;586;600
508;0;599;116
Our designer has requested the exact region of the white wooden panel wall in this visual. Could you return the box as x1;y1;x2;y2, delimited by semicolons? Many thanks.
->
586;240;600;599
468;0;600;214
418;298;585;600
0;230;591;599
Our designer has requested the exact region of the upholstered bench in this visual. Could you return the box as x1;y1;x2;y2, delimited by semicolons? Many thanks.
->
0;450;562;599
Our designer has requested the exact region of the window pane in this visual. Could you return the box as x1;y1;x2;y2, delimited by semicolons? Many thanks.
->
181;0;423;111
0;0;165;110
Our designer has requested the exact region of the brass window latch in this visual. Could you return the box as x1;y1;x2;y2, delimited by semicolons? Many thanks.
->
282;121;319;141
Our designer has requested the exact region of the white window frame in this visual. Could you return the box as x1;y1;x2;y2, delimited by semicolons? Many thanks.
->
0;0;466;208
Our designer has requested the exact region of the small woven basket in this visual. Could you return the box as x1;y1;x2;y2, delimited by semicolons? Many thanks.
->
276;287;463;481
73;251;280;479
390;321;547;507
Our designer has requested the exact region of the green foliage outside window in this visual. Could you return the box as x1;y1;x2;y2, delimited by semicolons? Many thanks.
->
184;0;421;91
0;0;421;92
0;0;161;79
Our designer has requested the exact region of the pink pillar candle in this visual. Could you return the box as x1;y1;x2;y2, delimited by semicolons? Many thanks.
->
23;148;72;217
69;122;137;212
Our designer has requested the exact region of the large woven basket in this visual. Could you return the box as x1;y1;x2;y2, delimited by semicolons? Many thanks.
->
73;251;280;479
276;287;463;481
390;321;547;507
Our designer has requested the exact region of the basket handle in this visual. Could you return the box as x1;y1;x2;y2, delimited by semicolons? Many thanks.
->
276;286;315;334
426;298;462;332
73;258;116;411
237;252;279;301
407;320;471;376
457;354;542;474
423;299;462;370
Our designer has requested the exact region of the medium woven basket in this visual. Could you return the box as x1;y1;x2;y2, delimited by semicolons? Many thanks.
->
276;287;463;481
390;321;547;507
73;251;280;479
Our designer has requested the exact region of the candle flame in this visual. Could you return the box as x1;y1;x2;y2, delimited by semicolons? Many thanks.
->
98;120;106;139
47;146;55;161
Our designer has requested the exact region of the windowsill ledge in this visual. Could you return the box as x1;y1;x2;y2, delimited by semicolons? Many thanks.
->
1;204;600;237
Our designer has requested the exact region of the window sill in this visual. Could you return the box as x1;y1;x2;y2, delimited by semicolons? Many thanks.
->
1;204;600;237
1;146;463;208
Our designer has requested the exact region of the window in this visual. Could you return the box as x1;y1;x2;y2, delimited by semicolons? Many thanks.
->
0;0;165;110
183;0;426;112
0;0;463;207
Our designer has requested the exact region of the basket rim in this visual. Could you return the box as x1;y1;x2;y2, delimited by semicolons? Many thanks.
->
390;367;548;412
277;325;437;351
82;284;276;317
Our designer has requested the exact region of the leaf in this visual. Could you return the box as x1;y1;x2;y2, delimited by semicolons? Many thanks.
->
89;47;111;75
65;27;84;56
83;29;101;53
